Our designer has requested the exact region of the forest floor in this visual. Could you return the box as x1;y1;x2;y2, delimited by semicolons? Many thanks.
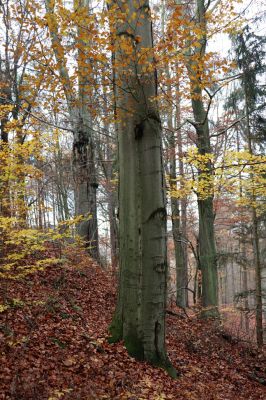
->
0;247;265;400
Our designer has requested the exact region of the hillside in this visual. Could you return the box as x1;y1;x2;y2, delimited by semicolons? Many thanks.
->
0;249;265;400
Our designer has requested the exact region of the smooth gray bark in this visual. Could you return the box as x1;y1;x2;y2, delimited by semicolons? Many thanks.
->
108;0;175;376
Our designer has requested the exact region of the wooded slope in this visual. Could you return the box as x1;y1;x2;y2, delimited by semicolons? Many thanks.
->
0;249;265;399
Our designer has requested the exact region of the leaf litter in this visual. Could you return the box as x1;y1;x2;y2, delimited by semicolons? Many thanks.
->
0;246;265;399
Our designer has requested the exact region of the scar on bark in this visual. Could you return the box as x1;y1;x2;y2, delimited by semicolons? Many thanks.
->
135;113;161;140
147;207;166;222
135;121;144;140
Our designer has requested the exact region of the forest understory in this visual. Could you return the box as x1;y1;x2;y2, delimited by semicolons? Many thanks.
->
0;247;265;400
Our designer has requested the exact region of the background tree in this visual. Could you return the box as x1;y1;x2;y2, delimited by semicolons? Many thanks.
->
231;25;266;345
44;0;99;258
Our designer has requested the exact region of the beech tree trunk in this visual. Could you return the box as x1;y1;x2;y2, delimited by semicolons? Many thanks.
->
108;0;175;376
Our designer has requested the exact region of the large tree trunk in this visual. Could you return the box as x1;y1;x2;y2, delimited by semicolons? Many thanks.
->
108;0;175;376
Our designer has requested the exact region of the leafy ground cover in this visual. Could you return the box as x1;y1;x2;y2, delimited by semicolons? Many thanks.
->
0;248;265;399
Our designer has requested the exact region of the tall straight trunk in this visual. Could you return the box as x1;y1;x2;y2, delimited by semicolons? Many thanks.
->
241;263;249;332
99;132;118;272
108;187;118;271
244;87;263;345
196;129;218;316
261;223;266;344
45;0;98;258
106;142;118;272
237;131;249;332
251;207;263;346
174;68;188;308
163;66;187;308
170;175;187;308
161;2;187;307
108;0;175;376
176;121;188;303
100;94;118;271
166;94;187;309
180;0;218;317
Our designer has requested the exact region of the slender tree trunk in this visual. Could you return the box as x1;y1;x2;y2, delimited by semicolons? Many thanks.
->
244;81;263;346
174;69;188;308
106;143;118;272
99;134;118;271
161;0;188;307
108;0;175;376
251;207;263;346
176;125;188;306
167;104;187;309
100;95;118;271
163;67;187;308
242;262;249;332
181;0;218;317
108;187;118;272
237;131;249;332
